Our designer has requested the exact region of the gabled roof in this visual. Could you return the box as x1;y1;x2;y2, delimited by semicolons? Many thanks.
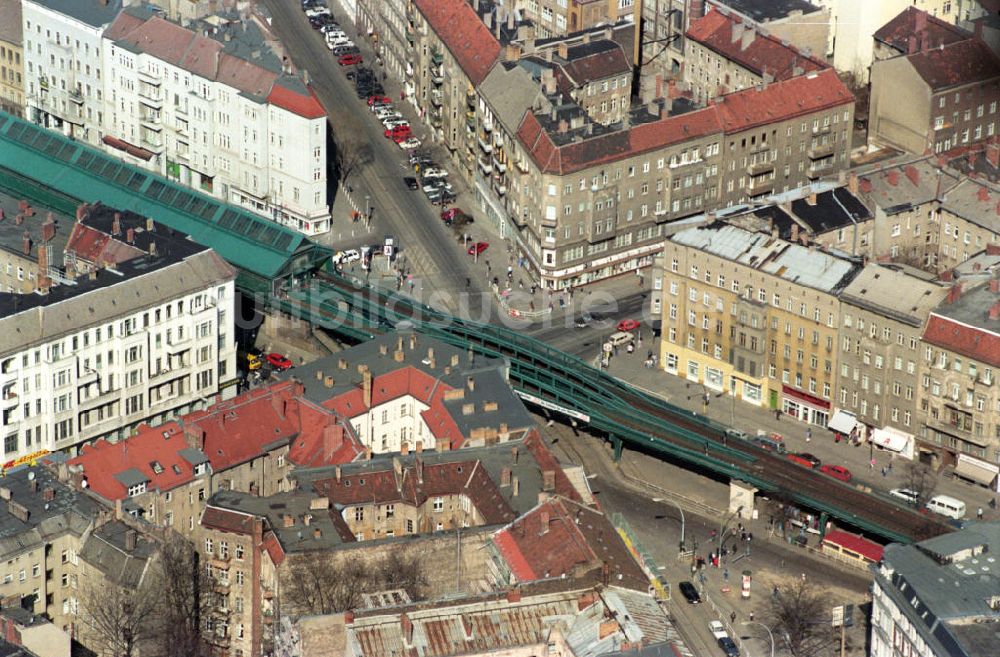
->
27;0;122;29
516;69;851;175
413;0;501;86
558;40;631;87
874;7;971;54
686;9;826;80
491;496;648;590
268;76;327;119
924;306;1000;366
823;529;884;562
906;39;1000;91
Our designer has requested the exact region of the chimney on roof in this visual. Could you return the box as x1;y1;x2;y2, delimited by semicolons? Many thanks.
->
409;333;417;350
400;612;414;647
907;35;918;55
512;475;519;496
511;445;519;464
21;231;30;256
731;20;745;45
148;241;157;256
42;214;55;242
126;227;135;244
501;467;512;486
313;527;322;539
848;172;859;195
790;224;799;242
379;343;388;356
940;269;954;282
76;204;87;222
146;217;154;231
29;479;38;494
362;369;372;408
741;27;756;51
806;193;817;206
979;186;991;203
43;487;55;502
990;301;1000;320
467;376;475;391
539;510;550;534
125;529;137;552
338;358;348;370
557;42;568;60
542;69;556;95
558;119;569;133
13;213;22;226
542;470;556;492
112;212;122;236
887;170;900;187
283;514;295;528
335;465;342;481
416;457;423;484
8;501;28;523
507;9;515;31
991;278;1000;292
947;282;962;304
544;48;553;62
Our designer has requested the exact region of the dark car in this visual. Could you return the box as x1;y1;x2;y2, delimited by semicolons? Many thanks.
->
678;581;701;604
403;177;419;190
717;636;740;657
332;45;359;57
787;452;821;469
796;452;822;468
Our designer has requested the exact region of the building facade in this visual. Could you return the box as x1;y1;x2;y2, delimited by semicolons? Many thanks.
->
0;0;24;116
102;8;330;235
21;0;121;146
0;211;237;462
835;264;948;458
657;223;861;424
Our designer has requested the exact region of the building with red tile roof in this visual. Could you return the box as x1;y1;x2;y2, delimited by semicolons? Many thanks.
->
918;278;1000;465
101;5;331;236
684;8;827;104
821;529;884;564
873;7;971;61
412;0;500;87
870;29;1000;155
488;496;650;592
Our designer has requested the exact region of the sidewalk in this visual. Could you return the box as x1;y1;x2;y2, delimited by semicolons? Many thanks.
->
603;352;1000;522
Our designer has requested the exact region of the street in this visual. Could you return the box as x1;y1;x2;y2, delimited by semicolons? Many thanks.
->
262;0;490;317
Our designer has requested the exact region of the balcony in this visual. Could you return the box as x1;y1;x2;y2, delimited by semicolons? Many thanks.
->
478;137;492;153
493;180;507;196
430;50;444;65
466;115;475;129
479;158;493;175
188;298;216;316
140;115;162;132
430;91;442;107
138;86;162;108
138;68;161;86
807;159;833;179
807;143;835;160
746;160;774;176
1;388;17;409
68;89;83;105
431;72;444;85
748;176;774;195
430;114;443;127
78;386;120;410
466;92;476;109
166;334;191;354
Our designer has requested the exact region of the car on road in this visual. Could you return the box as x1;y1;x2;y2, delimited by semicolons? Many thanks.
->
708;621;740;657
678;581;701;604
432;191;456;206
467;241;489;256
441;208;465;222
574;312;595;328
787;452;821;469
318;23;342;33
403;176;419;190
819;464;853;482
442;209;472;227
332;249;361;265
338;53;362;66
243;351;262;372
724;428;750;442
616;318;640;331
397;137;421;150
423;180;454;195
382;119;409;130
421;167;449;179
385;125;412;140
889;488;920;505
331;45;359;56
266;353;293;371
368;94;391;106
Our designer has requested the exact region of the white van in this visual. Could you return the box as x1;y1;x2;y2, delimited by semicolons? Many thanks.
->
609;331;634;347
926;494;966;519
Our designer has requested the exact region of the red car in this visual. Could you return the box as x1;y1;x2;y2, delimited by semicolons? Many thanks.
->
441;208;464;222
787;452;820;469
467;241;489;256
384;125;411;140
266;353;293;371
819;464;853;482
338;53;362;66
617;319;640;331
391;131;412;144
367;95;391;106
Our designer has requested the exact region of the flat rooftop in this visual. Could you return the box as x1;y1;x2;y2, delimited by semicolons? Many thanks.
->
710;0;823;22
0;190;72;273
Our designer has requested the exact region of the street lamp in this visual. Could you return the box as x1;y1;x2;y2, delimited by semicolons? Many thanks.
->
717;505;745;555
653;497;685;552
742;621;775;657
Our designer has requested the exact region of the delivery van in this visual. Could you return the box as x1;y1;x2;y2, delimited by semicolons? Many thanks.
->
926;494;966;519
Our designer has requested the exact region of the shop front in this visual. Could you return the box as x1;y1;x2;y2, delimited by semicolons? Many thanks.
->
871;426;915;460
781;386;830;427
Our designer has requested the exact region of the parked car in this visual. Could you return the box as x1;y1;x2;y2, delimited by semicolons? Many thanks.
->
889;488;920;505
421;167;449;179
617;319;640;331
382;119;409;130
403;176;419;190
467;241;489;256
331;45;359;57
305;7;330;17
319;24;342;34
574;312;595;328
384;125;412;140
422;180;453;195
373;106;398;118
819;464;853;482
678;581;701;604
787;452;821;469
244;351;262;372
441;208;465;222
397;137;421;150
266;353;293;371
338;53;362;66
368;94;391;106
709;621;739;656
436;191;456;206
332;249;361;265
724;428;749;442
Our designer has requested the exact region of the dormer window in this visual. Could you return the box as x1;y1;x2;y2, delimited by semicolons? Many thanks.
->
151;461;164;474
127;482;147;497
194;463;208;476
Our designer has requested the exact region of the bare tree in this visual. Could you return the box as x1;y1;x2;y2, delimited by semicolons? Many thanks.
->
284;557;371;615
80;572;160;657
334;138;373;184
904;461;938;509
377;552;428;596
151;532;215;657
767;579;831;657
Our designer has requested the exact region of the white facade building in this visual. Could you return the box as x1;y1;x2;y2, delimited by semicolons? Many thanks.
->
101;7;330;235
0;229;237;463
21;0;122;146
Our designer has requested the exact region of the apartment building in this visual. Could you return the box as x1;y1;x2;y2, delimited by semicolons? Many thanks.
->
684;8;827;105
0;466;98;634
639;0;694;98
658;223;862;424
285;331;536;455
0;205;237;462
102;7;330;235
869;36;1000;155
516;0;631;39
0;0;23;116
510;68;853;289
21;0;121;146
834;264;948;459
938;177;1000;271
871;524;1000;657
706;0;831;59
0;194;72;295
0;607;72;657
872;6;971;62
917;277;1000;467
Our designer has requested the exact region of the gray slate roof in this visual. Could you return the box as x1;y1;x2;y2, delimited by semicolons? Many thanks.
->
671;223;861;294
0;466;97;560
840;264;948;327
479;61;549;135
876;522;1000;657
25;0;122;28
79;520;157;589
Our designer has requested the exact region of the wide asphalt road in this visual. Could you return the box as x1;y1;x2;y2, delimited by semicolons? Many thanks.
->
263;0;489;319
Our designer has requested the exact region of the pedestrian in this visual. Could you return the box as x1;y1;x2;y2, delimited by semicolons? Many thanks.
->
775;409;781;421
806;428;812;442
881;466;887;477
870;458;876;470
749;611;754;622
730;611;737;624
723;567;729;582
465;277;470;288
978;506;984;520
